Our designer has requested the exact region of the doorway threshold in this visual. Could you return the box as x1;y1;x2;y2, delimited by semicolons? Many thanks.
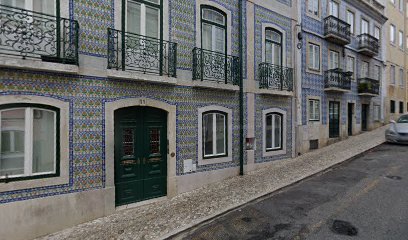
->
116;196;167;212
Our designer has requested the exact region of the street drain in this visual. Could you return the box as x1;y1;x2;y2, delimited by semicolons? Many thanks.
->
331;220;358;236
386;175;402;180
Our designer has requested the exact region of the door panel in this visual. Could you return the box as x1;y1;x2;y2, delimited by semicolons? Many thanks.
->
329;101;340;138
348;103;354;136
362;104;368;131
114;107;167;206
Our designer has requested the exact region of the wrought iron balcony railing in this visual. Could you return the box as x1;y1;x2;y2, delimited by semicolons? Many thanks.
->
0;4;79;65
358;77;380;95
192;47;240;85
258;63;293;91
324;68;352;91
357;33;379;56
107;28;177;77
324;16;351;45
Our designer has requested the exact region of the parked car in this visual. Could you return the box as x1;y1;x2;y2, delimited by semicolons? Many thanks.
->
386;114;408;144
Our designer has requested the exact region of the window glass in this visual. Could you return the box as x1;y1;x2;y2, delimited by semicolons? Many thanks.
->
309;99;320;121
375;66;381;81
203;113;213;156
399;31;404;48
215;114;225;155
374;26;380;40
0;109;25;177
126;0;159;38
329;0;339;18
390;25;396;43
361;19;369;34
308;43;320;70
361;61;369;78
391;66;396;84
0;106;57;179
32;109;55;174
265;29;282;66
203;112;226;157
329;51;339;70
201;8;226;53
400;69;404;86
265;113;283;150
347;11;355;34
307;0;319;16
347;56;355;76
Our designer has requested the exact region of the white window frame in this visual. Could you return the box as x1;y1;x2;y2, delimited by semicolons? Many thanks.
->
361;61;369;78
262;108;287;157
361;19;369;34
202;112;226;158
0;107;57;179
375;65;381;81
195;0;232;55
347;55;356;79
265;113;282;151
390;24;396;44
307;0;320;18
0;95;69;192
309;99;321;121
125;0;160;38
391;65;396;84
197;105;232;166
261;23;287;67
399;30;404;49
308;42;320;71
374;26;381;40
347;10;355;35
329;50;339;70
328;0;339;18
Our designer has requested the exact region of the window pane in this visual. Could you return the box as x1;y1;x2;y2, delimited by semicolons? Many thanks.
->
146;6;159;38
314;46;320;69
127;1;141;34
203;114;213;156
274;115;282;148
215;114;225;155
202;9;225;25
202;23;212;51
274;44;282;65
215;27;225;53
265;42;273;63
33;0;55;15
32;109;55;174
308;44;314;68
309;100;314;120
0;109;25;177
314;101;320;119
266;115;272;149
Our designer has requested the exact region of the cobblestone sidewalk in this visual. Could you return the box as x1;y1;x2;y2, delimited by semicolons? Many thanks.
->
39;126;387;240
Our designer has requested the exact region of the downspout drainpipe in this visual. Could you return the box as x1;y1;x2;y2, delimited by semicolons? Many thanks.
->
239;0;244;176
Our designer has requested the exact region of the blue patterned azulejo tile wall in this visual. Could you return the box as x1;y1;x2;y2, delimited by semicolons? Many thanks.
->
0;69;242;204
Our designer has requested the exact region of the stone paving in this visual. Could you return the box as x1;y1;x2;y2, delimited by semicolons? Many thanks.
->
38;126;387;240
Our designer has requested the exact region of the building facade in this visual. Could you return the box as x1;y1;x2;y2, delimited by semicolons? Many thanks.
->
0;0;299;239
297;0;387;153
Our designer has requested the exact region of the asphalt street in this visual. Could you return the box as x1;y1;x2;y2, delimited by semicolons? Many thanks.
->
168;143;408;240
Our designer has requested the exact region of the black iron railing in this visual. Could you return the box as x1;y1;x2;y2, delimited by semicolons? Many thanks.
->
358;77;380;95
324;68;352;90
259;63;293;91
324;16;351;43
357;33;379;55
192;47;240;85
0;4;79;65
107;28;177;77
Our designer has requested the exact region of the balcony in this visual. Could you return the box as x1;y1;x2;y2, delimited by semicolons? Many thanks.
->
107;28;177;77
324;68;352;92
192;47;240;85
0;4;79;65
358;77;380;96
258;63;293;93
324;16;351;46
357;34;379;57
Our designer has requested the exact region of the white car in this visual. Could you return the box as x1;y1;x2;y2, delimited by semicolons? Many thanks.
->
386;114;408;144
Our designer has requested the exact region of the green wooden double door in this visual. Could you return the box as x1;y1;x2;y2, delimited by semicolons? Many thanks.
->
114;107;167;206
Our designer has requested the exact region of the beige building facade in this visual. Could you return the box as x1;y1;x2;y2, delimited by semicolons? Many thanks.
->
385;0;407;122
